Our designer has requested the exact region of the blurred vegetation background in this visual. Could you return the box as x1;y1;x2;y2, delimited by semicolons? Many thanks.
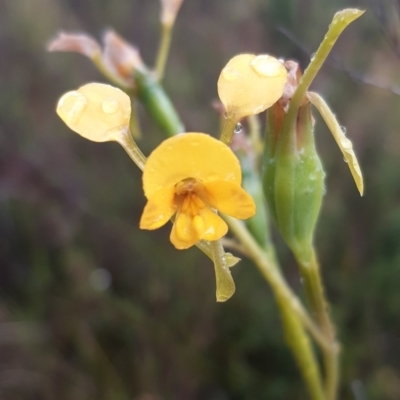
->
1;0;400;399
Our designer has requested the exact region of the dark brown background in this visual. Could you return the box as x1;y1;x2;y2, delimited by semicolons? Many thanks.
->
0;0;400;399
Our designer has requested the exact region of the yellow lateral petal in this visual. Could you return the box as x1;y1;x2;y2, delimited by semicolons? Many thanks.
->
218;54;287;120
170;210;198;249
143;133;242;198
57;83;131;142
197;207;228;241
203;181;256;219
307;91;364;196
139;187;176;230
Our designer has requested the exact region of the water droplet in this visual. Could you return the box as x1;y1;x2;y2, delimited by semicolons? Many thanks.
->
341;138;352;150
250;55;283;77
343;157;348;163
234;122;242;134
204;226;215;235
310;52;316;61
102;97;119;114
222;66;241;81
57;91;88;126
341;126;347;134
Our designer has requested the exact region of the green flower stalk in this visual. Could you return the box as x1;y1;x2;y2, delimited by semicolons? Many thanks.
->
133;69;185;136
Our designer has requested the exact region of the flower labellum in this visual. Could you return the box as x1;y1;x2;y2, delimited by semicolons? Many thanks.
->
140;133;256;249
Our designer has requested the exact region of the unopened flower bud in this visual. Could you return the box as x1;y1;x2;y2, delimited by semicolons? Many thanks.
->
218;54;287;121
56;83;131;142
160;0;185;26
47;32;101;59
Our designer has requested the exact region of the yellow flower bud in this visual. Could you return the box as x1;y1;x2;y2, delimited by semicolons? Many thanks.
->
56;83;131;142
218;54;287;120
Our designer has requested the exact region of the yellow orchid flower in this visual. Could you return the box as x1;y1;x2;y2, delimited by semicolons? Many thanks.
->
140;133;256;249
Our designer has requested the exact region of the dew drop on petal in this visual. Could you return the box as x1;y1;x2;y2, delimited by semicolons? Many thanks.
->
341;126;347;134
234;122;242;134
204;226;215;236
102;97;119;114
222;66;241;81
310;52;316;61
250;55;283;78
57;91;88;126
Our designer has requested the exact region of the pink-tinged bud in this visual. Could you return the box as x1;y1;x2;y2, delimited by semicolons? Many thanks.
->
102;30;145;81
160;0;185;26
47;32;101;59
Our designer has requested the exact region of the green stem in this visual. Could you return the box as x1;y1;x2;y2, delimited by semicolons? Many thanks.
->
115;129;147;171
134;69;185;136
155;23;173;81
224;216;327;400
220;117;238;145
296;247;340;400
276;294;325;400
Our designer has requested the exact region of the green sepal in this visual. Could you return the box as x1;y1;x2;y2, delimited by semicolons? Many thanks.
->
263;102;325;255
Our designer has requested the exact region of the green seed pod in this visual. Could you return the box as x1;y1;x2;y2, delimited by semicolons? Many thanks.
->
262;101;325;258
134;70;185;136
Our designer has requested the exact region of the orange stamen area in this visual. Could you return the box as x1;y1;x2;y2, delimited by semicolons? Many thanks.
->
175;179;205;228
170;177;227;249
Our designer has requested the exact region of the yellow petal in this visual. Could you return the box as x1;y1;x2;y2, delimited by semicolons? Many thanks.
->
197;207;228;241
57;83;131;142
140;187;176;230
307;91;364;196
203;181;256;219
143;133;241;198
218;54;287;120
170;210;198;249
